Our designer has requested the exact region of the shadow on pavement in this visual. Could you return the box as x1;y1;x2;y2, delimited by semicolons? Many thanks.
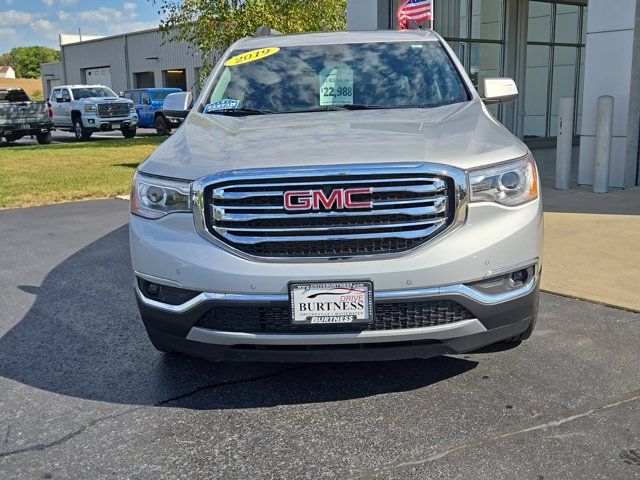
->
0;225;477;409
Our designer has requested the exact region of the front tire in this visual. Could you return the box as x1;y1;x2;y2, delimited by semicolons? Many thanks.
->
73;118;92;141
121;126;137;139
154;115;171;136
36;131;52;145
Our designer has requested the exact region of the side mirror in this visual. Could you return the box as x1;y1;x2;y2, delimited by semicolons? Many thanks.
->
163;91;192;111
119;92;125;98
55;97;64;103
482;78;518;104
142;98;150;105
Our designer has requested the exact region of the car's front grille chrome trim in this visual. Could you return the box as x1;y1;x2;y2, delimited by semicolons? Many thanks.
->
192;162;468;261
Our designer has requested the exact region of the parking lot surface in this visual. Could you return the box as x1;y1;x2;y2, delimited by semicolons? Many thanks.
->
0;200;638;479
0;129;160;147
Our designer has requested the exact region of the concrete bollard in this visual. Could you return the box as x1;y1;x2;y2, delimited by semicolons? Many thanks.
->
593;95;614;194
555;97;574;190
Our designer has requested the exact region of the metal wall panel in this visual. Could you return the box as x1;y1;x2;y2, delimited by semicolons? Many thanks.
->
57;29;205;96
62;37;127;92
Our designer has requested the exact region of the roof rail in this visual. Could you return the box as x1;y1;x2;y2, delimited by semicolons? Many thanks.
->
254;26;282;37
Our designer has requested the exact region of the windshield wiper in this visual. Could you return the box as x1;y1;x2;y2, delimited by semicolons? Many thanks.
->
205;107;273;116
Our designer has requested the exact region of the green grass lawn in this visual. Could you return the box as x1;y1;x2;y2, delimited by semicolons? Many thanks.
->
0;136;165;209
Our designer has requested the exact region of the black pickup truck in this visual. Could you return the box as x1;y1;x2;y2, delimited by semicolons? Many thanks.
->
0;88;53;144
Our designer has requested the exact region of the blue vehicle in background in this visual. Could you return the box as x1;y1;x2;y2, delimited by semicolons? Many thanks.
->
123;88;181;131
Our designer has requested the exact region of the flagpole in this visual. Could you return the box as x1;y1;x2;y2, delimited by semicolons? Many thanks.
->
431;0;435;30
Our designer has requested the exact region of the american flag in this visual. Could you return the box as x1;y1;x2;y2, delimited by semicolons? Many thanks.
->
397;0;433;29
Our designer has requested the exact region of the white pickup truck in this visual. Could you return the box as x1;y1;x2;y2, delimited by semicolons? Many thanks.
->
48;85;137;141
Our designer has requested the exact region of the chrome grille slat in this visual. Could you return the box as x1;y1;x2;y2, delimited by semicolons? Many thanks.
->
218;224;444;245
215;184;446;200
213;203;447;222
194;164;464;259
212;178;446;199
214;218;446;234
216;195;447;211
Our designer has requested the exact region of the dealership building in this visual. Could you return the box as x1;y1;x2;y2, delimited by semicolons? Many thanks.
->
41;0;639;188
347;0;639;188
40;28;203;102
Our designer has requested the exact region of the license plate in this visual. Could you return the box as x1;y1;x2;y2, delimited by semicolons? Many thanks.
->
20;124;30;130
289;281;373;324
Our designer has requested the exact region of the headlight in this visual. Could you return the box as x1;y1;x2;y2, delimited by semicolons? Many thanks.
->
83;104;97;113
469;154;539;206
129;102;136;112
131;172;191;219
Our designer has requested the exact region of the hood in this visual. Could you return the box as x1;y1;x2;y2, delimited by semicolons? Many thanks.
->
140;99;528;181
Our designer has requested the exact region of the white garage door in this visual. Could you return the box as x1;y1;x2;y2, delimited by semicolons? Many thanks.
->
85;67;112;88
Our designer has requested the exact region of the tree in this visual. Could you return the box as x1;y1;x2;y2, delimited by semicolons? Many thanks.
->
155;0;347;75
0;52;10;67
5;46;61;78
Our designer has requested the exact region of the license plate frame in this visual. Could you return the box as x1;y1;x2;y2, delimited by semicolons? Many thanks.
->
288;281;374;325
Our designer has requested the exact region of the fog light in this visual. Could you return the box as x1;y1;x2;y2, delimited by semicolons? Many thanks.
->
146;282;160;296
509;269;529;285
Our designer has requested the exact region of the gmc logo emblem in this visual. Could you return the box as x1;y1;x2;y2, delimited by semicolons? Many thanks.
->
284;188;372;211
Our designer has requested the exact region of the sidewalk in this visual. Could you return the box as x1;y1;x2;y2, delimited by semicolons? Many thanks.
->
539;162;640;311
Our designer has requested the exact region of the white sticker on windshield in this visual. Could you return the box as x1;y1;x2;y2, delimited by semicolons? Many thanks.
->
319;64;354;106
204;98;239;113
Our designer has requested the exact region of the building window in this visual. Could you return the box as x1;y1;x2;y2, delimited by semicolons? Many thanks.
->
523;1;587;139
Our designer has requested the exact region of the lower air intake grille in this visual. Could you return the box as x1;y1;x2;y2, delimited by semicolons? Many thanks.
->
196;300;475;334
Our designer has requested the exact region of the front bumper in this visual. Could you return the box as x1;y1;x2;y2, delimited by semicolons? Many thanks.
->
136;275;539;362
131;198;542;361
82;114;137;130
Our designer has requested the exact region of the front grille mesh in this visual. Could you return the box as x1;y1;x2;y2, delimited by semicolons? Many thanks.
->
204;170;455;258
97;103;130;118
196;300;475;334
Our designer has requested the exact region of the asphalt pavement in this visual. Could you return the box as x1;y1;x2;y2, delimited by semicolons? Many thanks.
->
0;129;160;146
0;200;638;479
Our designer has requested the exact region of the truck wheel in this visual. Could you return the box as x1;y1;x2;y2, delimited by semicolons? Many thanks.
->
36;132;52;145
154;116;171;136
121;126;137;139
73;118;92;141
4;133;20;144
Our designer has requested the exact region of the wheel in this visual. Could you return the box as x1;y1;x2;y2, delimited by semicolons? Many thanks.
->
121;126;137;139
154;115;171;136
73;118;92;141
36;131;52;145
4;133;20;144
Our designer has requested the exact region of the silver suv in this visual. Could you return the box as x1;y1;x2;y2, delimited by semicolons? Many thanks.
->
130;30;542;362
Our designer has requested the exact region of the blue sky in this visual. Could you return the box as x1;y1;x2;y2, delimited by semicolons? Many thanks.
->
0;0;161;53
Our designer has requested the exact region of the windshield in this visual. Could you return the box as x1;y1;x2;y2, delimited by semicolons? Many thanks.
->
150;89;180;101
71;87;118;99
206;41;469;114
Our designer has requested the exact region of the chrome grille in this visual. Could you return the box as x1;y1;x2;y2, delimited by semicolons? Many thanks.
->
97;103;129;118
194;164;466;259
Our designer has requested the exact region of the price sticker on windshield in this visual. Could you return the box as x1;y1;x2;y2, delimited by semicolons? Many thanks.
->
224;47;280;67
319;64;354;106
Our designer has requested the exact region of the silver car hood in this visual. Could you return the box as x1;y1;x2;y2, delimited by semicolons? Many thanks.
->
140;100;528;181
